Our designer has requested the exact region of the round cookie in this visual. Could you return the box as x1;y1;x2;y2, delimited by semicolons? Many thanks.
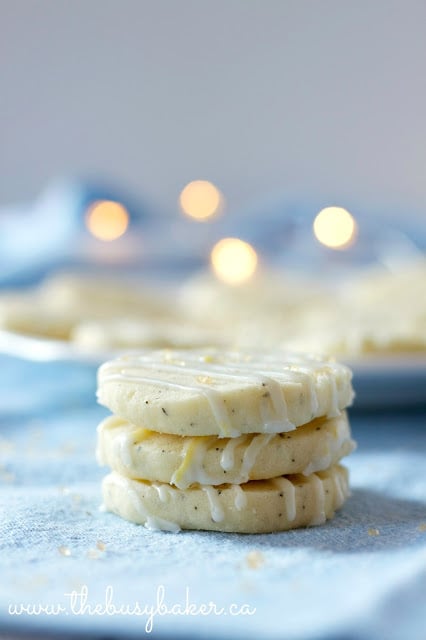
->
97;413;355;488
0;293;77;340
39;272;173;319
102;464;349;533
97;348;354;438
71;319;228;352
177;269;332;327
283;309;426;357
0;273;177;342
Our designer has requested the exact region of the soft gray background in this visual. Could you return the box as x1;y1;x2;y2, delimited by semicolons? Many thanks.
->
1;0;426;216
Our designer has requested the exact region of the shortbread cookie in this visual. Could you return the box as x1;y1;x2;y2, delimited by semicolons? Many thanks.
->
281;260;426;357
283;309;426;357
0;293;78;339
71;319;228;351
39;272;173;319
97;413;355;488
97;349;354;438
177;270;332;328
0;272;180;342
102;464;349;533
345;259;426;313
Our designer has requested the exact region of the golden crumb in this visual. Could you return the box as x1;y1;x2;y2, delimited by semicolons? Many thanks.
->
196;375;214;385
96;540;106;551
417;523;426;532
58;546;71;557
201;354;215;363
246;550;265;569
368;528;380;536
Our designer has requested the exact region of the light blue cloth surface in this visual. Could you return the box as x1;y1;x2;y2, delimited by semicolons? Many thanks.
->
1;356;426;640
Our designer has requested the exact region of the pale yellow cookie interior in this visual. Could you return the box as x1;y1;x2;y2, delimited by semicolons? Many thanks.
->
97;348;354;438
102;464;349;534
97;412;355;488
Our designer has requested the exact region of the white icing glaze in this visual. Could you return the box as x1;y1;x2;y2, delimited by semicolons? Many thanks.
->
107;474;181;532
100;370;238;437
202;485;225;522
117;431;135;470
144;515;181;533
302;414;354;476
258;375;294;431
98;349;353;437
326;368;340;417
171;438;215;489
174;430;279;489
309;473;326;526
240;434;274;482
302;452;333;476
151;482;173;503
233;485;248;511
220;436;245;471
333;471;346;506
274;477;296;521
289;365;320;416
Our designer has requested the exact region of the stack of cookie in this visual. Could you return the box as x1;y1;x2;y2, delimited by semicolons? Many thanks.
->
96;348;356;533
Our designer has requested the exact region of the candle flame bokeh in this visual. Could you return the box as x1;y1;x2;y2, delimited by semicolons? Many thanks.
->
179;180;223;221
210;237;258;285
86;200;129;241
313;206;357;249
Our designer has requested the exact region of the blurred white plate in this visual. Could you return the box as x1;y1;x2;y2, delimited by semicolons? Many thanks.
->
0;330;425;408
0;329;112;364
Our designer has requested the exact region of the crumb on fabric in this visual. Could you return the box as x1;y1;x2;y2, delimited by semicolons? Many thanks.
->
58;546;71;557
246;550;265;569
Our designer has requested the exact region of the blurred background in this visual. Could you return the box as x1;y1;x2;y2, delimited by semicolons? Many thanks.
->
0;0;425;363
2;0;426;216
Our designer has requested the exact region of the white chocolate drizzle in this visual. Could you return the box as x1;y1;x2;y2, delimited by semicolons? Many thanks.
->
240;434;274;482
151;482;173;503
98;349;353;437
117;431;135;470
326;367;340;417
233;485;248;511
302;451;332;477
106;473;180;532
220;436;245;471
144;515;181;533
202;485;225;522
302;413;354;476
333;470;346;506
171;438;215;489
274;477;296;521
309;473;326;526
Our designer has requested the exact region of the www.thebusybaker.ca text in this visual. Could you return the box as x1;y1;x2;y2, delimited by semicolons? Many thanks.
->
9;584;256;632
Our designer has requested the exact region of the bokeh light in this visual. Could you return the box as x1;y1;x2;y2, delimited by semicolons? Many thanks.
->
313;206;357;249
210;237;258;285
85;201;129;241
179;180;223;221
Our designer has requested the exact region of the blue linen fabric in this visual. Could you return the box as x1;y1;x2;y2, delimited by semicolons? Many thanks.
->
0;355;426;640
